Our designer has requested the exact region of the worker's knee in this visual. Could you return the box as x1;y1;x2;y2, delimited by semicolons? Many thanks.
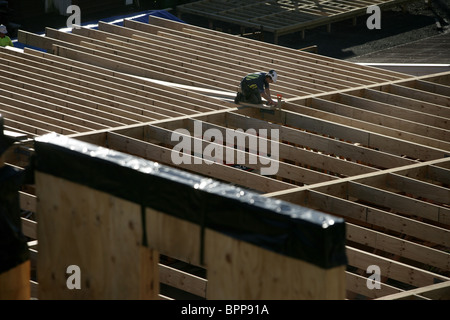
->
248;94;261;104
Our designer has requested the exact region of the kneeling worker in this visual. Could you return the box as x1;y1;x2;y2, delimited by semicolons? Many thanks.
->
235;70;278;106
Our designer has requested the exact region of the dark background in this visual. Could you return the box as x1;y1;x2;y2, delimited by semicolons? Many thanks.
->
2;0;449;61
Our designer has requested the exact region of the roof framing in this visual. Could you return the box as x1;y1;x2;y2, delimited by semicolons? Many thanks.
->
3;13;449;300
176;0;414;43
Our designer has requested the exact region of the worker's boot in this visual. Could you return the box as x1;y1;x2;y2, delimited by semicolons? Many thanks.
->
234;92;242;104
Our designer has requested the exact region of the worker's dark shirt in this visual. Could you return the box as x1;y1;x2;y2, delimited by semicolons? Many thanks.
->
241;72;269;93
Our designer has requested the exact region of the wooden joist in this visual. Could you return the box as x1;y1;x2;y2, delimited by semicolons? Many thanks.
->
376;281;450;300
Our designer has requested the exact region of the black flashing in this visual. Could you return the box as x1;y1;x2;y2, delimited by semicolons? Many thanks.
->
34;133;347;269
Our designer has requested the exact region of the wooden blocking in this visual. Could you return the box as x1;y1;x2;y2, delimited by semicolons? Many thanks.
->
204;229;345;299
35;172;159;300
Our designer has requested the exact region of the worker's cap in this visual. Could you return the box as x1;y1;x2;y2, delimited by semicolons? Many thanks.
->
0;25;7;34
267;70;277;83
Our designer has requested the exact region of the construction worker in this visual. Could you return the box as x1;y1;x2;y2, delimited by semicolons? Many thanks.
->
0;25;13;47
235;70;277;106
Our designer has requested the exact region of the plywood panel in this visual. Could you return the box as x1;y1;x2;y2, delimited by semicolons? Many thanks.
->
36;172;159;300
204;229;346;299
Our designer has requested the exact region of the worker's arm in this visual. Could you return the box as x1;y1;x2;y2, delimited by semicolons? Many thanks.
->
261;88;276;105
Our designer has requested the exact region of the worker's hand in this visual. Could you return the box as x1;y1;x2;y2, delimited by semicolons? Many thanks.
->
268;100;277;106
